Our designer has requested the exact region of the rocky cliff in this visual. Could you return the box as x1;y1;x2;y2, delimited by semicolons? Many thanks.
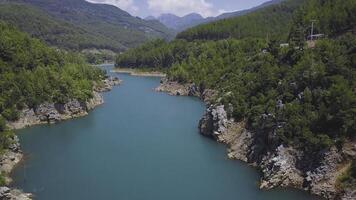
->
0;76;121;200
7;77;121;130
156;78;356;200
0;136;32;200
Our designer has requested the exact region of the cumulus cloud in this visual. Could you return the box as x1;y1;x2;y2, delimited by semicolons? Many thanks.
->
147;0;221;17
86;0;139;15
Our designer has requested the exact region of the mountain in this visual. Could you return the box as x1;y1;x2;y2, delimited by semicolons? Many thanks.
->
0;0;174;51
0;3;127;51
214;0;285;20
177;0;304;41
146;13;205;31
146;0;285;31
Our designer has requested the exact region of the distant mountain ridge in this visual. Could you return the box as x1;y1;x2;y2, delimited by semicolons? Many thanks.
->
146;0;285;31
214;0;284;20
0;0;174;51
146;13;205;31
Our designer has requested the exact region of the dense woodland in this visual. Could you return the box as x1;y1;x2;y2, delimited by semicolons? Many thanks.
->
0;22;104;156
176;0;304;41
0;4;125;52
116;0;356;182
0;0;174;56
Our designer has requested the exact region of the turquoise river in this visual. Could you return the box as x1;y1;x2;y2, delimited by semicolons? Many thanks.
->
11;65;316;200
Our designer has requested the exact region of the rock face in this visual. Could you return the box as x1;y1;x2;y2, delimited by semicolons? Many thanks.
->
155;78;216;103
199;105;228;137
199;103;356;200
95;76;121;92
7;77;120;130
259;145;304;189
0;136;22;181
305;147;345;199
156;78;356;200
0;187;32;200
0;136;31;200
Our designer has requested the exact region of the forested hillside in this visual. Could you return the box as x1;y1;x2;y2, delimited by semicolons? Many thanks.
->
177;0;304;41
0;4;126;51
116;0;355;167
0;0;174;51
0;22;104;152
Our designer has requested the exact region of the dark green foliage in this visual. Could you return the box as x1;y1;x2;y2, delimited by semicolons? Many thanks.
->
116;39;195;69
176;0;304;41
82;50;116;65
0;0;175;51
0;21;104;118
0;21;105;153
0;115;14;155
302;0;356;37
116;0;356;151
0;3;125;51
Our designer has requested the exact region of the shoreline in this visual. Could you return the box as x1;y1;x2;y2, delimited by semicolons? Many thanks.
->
155;78;356;200
0;76;121;200
111;68;166;77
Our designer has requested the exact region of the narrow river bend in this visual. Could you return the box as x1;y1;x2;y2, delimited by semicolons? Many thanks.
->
12;65;315;200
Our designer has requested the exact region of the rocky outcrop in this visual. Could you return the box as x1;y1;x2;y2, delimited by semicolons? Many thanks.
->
199;105;228;137
342;188;356;200
155;78;217;103
86;91;104;111
0;136;31;200
199;103;356;200
0;187;32;200
95;76;121;92
156;78;356;200
7;77;120;130
305;147;342;198
6;97;99;130
0;136;21;183
259;145;304;189
155;79;197;96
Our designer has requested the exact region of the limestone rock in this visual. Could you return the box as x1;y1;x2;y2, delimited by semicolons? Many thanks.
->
35;103;61;122
86;92;104;111
259;145;304;189
342;188;356;200
95;76;121;92
0;187;32;200
6;108;41;130
305;147;344;199
199;105;228;137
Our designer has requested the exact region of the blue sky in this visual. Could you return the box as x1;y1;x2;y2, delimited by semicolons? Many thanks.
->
86;0;270;18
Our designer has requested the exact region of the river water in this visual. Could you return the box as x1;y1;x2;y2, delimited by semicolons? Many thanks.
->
12;65;316;200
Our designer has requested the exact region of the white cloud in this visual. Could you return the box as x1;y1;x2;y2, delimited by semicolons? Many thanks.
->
86;0;139;15
147;0;221;17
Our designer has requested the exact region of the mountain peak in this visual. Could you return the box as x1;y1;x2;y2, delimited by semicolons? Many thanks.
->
183;13;204;20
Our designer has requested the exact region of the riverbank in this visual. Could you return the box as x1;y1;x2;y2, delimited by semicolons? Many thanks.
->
0;76;121;200
155;78;356;200
112;68;166;77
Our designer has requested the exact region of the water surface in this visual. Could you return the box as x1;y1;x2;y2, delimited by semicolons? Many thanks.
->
12;65;315;200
